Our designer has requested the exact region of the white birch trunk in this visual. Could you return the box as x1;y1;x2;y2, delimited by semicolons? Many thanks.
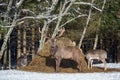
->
78;0;95;48
0;0;24;59
17;26;21;59
93;0;106;49
37;0;59;53
23;24;26;54
52;0;75;38
31;25;35;58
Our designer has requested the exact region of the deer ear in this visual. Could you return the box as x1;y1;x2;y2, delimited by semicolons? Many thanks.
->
72;41;76;46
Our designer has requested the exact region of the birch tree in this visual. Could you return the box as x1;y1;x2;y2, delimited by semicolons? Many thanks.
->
37;0;59;53
37;0;88;52
0;0;24;59
93;0;106;49
78;0;107;48
0;0;107;59
78;0;95;48
31;24;35;58
17;25;21;59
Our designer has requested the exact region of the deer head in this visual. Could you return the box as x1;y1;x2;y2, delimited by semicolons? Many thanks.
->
39;27;65;56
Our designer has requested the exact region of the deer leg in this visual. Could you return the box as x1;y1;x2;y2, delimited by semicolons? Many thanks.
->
101;59;107;71
90;59;93;69
78;61;82;72
88;59;91;69
17;66;20;69
76;59;82;72
55;58;61;72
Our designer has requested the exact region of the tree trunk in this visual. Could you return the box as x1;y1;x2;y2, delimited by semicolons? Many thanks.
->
93;33;98;49
31;24;35;58
117;30;120;62
79;0;95;48
3;48;7;69
0;0;24;59
37;0;59;53
23;24;27;54
8;38;11;69
37;21;48;53
17;26;21;58
93;0;106;50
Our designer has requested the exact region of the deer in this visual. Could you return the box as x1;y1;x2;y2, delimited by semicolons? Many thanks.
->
40;27;84;72
17;53;28;69
85;49;107;70
39;27;83;72
49;38;83;72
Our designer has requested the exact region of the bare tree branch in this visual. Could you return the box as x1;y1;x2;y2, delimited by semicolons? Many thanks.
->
37;0;59;53
78;0;95;48
93;0;106;49
52;0;75;38
74;2;102;12
0;0;24;59
59;14;87;28
16;0;24;8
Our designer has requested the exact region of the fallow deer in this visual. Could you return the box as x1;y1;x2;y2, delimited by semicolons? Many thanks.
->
86;49;107;70
17;53;28;69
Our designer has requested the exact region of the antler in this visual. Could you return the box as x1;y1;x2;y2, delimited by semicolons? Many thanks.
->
39;27;45;37
39;27;50;39
39;27;42;34
58;27;65;37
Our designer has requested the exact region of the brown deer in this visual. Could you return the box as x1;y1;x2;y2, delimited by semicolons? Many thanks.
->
17;53;28;69
49;38;83;72
49;27;83;72
85;49;107;70
39;27;83;72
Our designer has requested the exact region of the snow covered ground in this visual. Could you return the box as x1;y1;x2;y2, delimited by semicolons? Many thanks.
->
93;63;120;69
0;63;120;80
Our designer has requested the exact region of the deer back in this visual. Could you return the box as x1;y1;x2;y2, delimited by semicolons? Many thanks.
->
52;46;82;59
86;49;107;60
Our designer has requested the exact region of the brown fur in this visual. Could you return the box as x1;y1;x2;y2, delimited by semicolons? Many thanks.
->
50;38;83;72
17;54;28;69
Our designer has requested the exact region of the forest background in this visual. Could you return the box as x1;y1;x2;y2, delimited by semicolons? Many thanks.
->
0;0;120;69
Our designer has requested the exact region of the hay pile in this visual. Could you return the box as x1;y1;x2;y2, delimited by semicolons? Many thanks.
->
21;37;88;72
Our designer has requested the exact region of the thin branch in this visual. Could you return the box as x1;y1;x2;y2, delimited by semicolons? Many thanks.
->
92;6;102;12
59;14;87;28
16;0;24;8
52;0;75;38
74;2;92;5
74;2;102;12
78;0;95;48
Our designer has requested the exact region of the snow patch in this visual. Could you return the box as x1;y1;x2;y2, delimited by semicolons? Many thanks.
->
93;63;120;69
0;63;120;80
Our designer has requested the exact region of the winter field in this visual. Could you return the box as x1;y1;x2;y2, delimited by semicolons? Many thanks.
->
0;63;120;80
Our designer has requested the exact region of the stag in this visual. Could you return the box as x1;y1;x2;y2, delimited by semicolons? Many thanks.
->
49;38;83;72
39;27;83;72
17;53;28;69
85;49;107;70
43;27;83;72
